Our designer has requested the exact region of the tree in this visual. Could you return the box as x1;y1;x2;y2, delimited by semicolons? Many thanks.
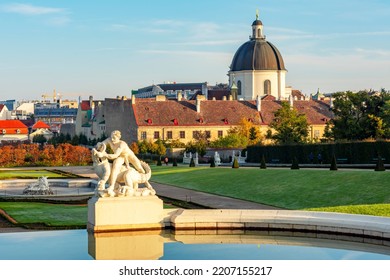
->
327;90;390;140
291;157;300;170
268;102;309;144
375;155;385;171
232;157;239;168
330;154;338;171
260;154;267;169
32;134;47;145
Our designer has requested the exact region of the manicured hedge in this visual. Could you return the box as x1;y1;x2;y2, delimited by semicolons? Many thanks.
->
247;141;390;164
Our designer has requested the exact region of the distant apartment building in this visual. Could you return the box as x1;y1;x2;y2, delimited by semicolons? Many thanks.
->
75;96;106;140
34;102;77;134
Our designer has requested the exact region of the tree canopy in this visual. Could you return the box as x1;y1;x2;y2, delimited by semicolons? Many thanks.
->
268;101;309;144
325;89;390;140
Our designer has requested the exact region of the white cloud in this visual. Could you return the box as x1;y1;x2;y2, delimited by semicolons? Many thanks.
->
2;3;66;15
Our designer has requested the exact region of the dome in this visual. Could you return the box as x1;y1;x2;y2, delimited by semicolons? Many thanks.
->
252;19;263;26
230;39;286;71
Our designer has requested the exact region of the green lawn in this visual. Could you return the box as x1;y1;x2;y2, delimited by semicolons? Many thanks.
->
0;202;87;227
0;170;67;179
150;165;390;216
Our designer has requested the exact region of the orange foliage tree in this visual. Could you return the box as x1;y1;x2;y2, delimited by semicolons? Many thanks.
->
0;143;92;167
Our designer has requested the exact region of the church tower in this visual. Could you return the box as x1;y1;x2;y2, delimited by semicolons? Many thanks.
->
229;13;287;100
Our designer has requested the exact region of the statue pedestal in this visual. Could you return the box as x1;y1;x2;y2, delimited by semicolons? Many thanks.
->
87;195;164;232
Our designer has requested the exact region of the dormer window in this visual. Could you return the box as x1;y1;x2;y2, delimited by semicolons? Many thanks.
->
147;118;152;124
16;129;20;134
173;119;178;125
199;117;204;123
223;118;229;124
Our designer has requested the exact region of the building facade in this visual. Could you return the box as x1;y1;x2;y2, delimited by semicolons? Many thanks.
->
103;95;332;145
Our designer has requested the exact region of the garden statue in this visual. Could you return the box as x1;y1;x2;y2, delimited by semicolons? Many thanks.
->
23;176;54;195
92;131;156;198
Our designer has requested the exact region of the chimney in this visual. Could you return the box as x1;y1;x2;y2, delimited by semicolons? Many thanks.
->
89;95;93;108
329;97;333;109
196;94;205;113
222;96;227;101
131;94;136;104
155;95;167;101
256;95;261;112
228;95;233;101
177;92;182;101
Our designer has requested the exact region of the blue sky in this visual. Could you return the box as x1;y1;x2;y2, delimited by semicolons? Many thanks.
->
0;0;389;101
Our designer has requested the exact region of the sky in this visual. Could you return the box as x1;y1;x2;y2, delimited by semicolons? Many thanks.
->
0;0;389;102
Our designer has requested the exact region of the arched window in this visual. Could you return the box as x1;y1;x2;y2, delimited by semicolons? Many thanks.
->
237;80;242;96
264;80;271;95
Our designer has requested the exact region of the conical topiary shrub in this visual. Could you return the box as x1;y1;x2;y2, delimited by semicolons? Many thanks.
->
210;157;216;167
232;157;239;168
375;155;385;171
189;157;195;167
172;157;177;167
157;156;162;166
291;157;299;170
260;155;267;169
330;154;338;171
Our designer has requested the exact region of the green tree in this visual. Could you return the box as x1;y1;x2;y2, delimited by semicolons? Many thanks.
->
327;90;390;140
32;134;47;145
268;102;309;144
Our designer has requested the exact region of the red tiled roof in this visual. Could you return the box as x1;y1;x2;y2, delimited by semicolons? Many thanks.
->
0;120;29;134
32;120;50;129
132;99;332;127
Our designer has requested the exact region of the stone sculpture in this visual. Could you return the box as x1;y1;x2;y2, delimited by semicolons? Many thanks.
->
92;131;156;198
23;176;54;195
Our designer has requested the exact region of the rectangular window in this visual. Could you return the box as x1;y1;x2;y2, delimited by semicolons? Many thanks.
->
179;131;185;139
205;131;211;138
167;131;172;139
140;131;147;140
192;131;199;139
314;130;320;138
218;130;223;138
154;131;160;139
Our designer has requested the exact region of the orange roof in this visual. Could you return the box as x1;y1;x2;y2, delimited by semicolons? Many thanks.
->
32;120;50;129
0;120;29;135
0;120;28;129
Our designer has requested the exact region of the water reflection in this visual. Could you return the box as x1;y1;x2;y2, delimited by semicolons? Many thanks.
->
0;229;389;260
88;229;390;260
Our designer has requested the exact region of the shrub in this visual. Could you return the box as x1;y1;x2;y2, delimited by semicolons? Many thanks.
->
260;155;267;169
172;157;178;167
291;157;299;170
189;157;195;167
232;157;239;168
210;157;216;167
375;156;386;171
330;154;338;171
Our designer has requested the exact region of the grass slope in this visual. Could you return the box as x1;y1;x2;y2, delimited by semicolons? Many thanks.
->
0;170;67;179
0;202;87;227
151;166;390;214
